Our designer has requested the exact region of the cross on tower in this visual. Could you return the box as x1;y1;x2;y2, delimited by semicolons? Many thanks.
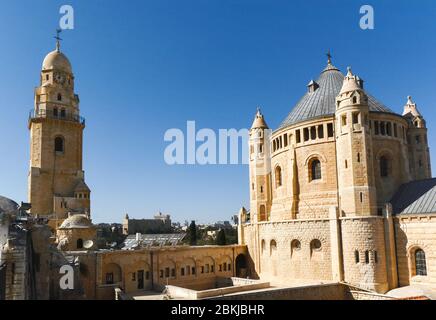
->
326;50;332;64
54;29;63;51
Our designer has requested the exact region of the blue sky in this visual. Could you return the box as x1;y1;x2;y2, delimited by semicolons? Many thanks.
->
0;0;435;224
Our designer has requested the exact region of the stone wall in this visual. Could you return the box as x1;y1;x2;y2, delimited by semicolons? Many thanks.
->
394;214;436;287
341;216;388;293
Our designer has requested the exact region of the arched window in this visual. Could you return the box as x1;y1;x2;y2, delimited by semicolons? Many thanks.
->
57;93;62;101
311;159;322;181
261;240;266;253
275;166;282;188
311;239;322;250
270;240;277;256
415;249;427;276
54;136;64;153
380;156;389;177
291;240;301;257
77;239;83;249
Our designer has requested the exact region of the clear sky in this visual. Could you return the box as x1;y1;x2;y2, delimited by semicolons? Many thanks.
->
0;0;435;224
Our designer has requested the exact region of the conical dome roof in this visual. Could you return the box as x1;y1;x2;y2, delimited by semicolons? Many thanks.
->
279;61;395;129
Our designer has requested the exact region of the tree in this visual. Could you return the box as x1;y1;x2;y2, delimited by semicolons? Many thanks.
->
188;220;197;245
216;229;226;245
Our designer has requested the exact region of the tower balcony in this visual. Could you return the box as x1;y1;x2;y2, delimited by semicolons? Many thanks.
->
28;108;85;125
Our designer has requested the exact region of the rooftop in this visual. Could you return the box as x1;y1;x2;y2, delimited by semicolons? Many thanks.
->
279;60;395;129
390;178;436;215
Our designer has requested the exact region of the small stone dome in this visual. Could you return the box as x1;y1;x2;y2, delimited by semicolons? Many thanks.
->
0;195;19;214
42;49;72;73
59;214;92;229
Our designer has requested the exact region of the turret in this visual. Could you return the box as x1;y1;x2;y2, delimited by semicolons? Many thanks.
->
403;96;432;179
336;67;388;293
335;67;377;216
249;108;272;222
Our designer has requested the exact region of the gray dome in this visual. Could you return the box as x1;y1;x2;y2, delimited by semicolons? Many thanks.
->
0;195;19;214
279;63;395;129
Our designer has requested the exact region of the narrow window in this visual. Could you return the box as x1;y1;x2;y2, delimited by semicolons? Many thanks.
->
318;125;324;139
415;135;421;144
106;273;114;284
55;137;64;153
345;160;348;169
284;134;288;147
53;108;58;117
181;268;185;276
260;186;263;193
415;249;427;276
386;122;392;136
165;268;170;278
374;251;378;264
77;239;83;249
374;121;379;135
192;267;196;275
60;109;66;118
419;159;423;168
352;112;359;124
380;156;389;177
380;122;386;135
275;166;282;188
310;126;316;140
270;240;277;256
303;128;309;141
365;251;369;264
357;152;361;162
296;130;301;143
352;96;357;104
360;192;363;203
327;123;334;137
394;123;398;137
311;159;322;180
355;250;360;263
171;268;175;277
57;93;62;101
211;265;214;273
342;115;347;126
46;74;49;81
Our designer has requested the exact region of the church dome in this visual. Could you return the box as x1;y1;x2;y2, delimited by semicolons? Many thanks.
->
59;214;92;229
0;195;19;214
279;60;395;129
42;49;72;73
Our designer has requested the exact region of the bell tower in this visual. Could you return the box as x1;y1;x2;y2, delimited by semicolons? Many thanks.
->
403;96;432;180
248;108;272;223
28;33;90;230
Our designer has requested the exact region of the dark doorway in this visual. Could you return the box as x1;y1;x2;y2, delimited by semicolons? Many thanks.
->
235;254;247;278
137;270;144;289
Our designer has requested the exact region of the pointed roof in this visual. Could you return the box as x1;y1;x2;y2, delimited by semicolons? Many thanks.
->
74;179;90;193
403;95;422;117
251;107;269;129
279;59;395;129
339;67;363;95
